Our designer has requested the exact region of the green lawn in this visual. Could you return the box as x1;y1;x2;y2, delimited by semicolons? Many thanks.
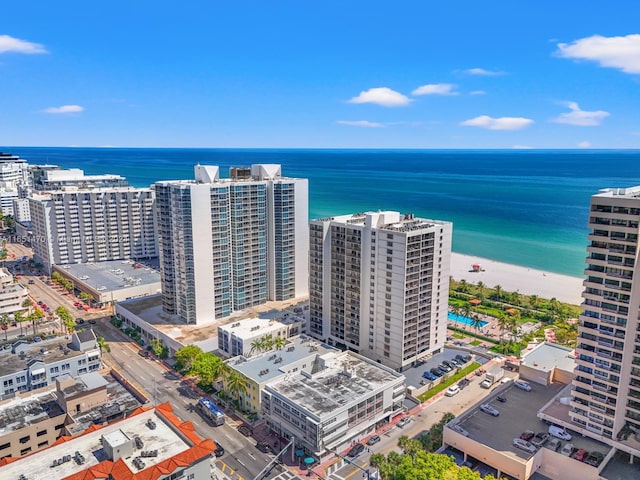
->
469;340;482;346
452;333;466;339
417;362;481;402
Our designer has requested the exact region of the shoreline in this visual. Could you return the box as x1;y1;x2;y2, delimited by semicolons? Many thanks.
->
450;253;583;306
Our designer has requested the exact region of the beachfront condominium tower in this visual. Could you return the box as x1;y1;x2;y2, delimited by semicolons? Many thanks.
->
572;186;640;455
29;187;157;274
0;152;31;216
308;211;452;371
154;164;308;325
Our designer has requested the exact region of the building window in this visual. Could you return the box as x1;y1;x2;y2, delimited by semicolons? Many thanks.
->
19;435;30;444
36;430;47;437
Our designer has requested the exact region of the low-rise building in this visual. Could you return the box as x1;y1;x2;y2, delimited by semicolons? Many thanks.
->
261;350;406;458
0;268;29;316
0;330;102;397
224;335;337;414
218;316;304;358
53;259;161;307
519;341;576;386
0;403;218;480
0;372;140;460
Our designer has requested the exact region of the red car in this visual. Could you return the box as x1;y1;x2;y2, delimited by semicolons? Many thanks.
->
74;302;81;307
573;449;587;462
520;430;535;441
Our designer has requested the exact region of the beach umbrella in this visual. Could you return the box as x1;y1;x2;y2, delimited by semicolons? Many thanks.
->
304;457;315;464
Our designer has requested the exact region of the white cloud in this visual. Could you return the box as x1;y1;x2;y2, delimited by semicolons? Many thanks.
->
556;34;640;74
512;145;534;149
551;101;609;126
337;120;384;128
469;90;487;96
464;68;506;76
578;141;592;148
43;105;84;114
460;115;534;130
412;83;458;96
347;87;411;107
0;34;47;54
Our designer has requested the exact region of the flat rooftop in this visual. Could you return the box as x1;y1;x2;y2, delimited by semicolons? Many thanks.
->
118;294;309;344
220;315;303;338
0;407;191;480
0;391;64;434
57;259;161;294
451;381;611;461
227;335;337;383
0;337;90;377
267;350;404;419
521;342;576;373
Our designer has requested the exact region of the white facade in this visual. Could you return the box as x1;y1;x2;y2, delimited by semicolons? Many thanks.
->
217;316;304;357
0;152;30;216
29;187;157;273
261;350;405;458
36;167;128;190
0;267;29;315
572;186;640;457
309;211;452;371
154;164;308;325
11;198;31;223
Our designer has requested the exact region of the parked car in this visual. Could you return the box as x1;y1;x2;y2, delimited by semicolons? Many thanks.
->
546;438;562;452
256;442;272;454
584;452;604;467
76;318;85;324
560;443;575;457
430;368;444;377
28;279;35;284
366;435;381;446
514;380;532;392
138;349;151;358
451;424;469;437
33;336;42;343
548;425;572;441
442;360;457;369
573;449;588;462
422;371;437;381
445;385;461;397
397;417;410;428
519;430;535;441
214;443;225;457
531;432;549;447
347;444;365;458
458;378;470;389
89;319;96;324
237;425;253;437
513;438;537;454
480;404;500;416
438;363;452;372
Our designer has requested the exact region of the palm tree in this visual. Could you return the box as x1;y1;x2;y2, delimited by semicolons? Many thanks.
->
451;304;462;329
476;281;485;300
274;336;287;350
262;334;275;351
14;311;24;335
528;294;539;310
0;314;9;341
226;371;250;409
470;314;484;335
459;279;469;294
461;304;472;329
493;284;503;301
249;338;263;355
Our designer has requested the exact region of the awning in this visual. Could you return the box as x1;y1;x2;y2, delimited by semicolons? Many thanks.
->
31;368;45;376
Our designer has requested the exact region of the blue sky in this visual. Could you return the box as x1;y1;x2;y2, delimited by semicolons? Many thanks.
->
1;1;639;148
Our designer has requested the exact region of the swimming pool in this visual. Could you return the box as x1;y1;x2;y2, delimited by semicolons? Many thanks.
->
447;312;489;328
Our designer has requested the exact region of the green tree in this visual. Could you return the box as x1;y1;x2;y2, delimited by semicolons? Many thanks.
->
151;338;164;357
470;314;484;335
249;338;264;355
262;334;275;351
493;284;502;301
225;370;250;408
78;292;92;302
0;314;9;341
97;335;111;352
476;281;485;300
190;352;225;385
14;310;24;335
274;336;287;350
174;345;203;371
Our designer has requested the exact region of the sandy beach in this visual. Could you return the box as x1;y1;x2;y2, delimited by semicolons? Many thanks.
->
450;253;583;306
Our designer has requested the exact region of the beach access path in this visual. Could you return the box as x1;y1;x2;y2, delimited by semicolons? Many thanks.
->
451;253;583;306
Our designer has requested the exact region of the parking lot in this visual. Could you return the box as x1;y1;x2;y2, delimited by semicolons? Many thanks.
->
402;347;488;388
454;380;610;461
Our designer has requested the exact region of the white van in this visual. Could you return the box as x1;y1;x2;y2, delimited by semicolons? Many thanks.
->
548;425;572;441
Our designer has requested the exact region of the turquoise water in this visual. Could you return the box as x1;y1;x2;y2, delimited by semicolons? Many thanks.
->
447;312;489;328
5;147;640;277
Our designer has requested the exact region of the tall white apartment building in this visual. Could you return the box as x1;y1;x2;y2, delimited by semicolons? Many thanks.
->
0;152;31;216
29;187;157;273
309;211;452;371
154;164;308;325
572;186;640;456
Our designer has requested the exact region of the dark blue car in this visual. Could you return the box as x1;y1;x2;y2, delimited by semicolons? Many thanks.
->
423;371;437;381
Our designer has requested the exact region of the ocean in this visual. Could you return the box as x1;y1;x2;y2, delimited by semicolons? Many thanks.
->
5;147;640;277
